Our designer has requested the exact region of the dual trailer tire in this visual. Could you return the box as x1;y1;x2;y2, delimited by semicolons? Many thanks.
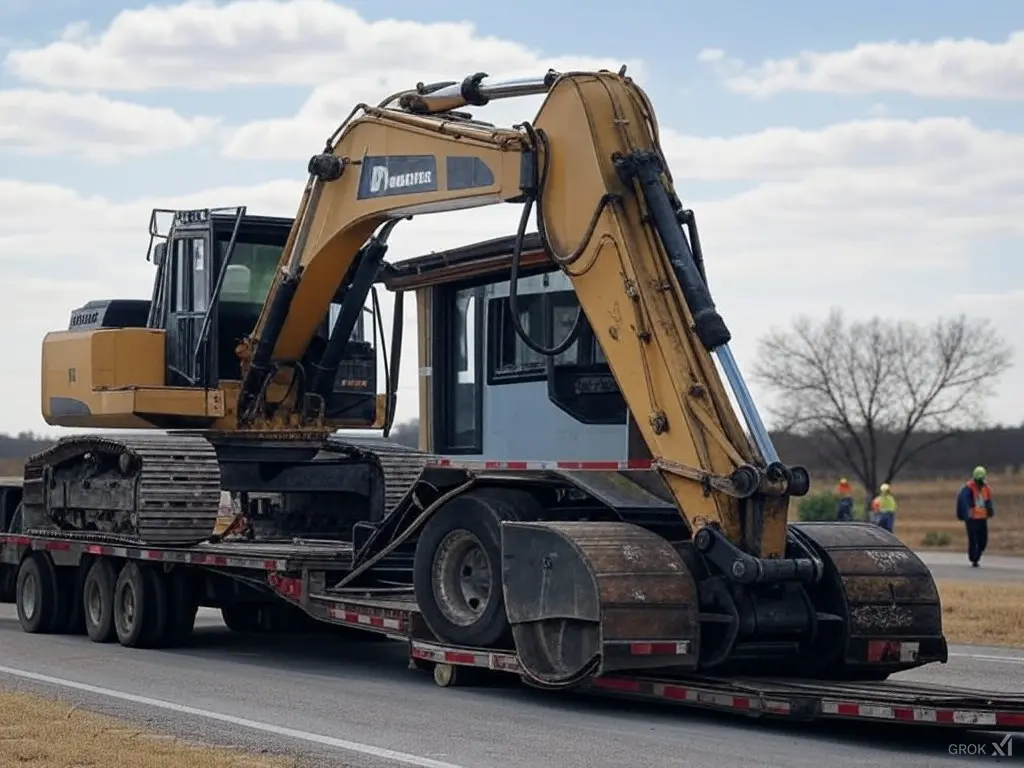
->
16;552;198;648
413;487;540;649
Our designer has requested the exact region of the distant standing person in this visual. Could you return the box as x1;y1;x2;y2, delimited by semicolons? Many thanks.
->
871;483;898;532
835;478;855;521
956;466;994;568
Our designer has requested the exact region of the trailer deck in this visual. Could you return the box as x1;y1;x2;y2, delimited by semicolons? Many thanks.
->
3;527;1024;734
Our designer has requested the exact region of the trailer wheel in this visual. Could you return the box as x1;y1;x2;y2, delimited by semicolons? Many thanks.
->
0;566;15;604
83;559;118;643
414;488;539;648
54;566;87;635
163;570;198;647
16;552;63;634
113;562;167;648
221;605;261;633
433;663;458;687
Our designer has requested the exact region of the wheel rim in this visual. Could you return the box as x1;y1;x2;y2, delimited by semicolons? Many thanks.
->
431;529;493;627
118;582;137;631
21;570;37;620
86;580;103;627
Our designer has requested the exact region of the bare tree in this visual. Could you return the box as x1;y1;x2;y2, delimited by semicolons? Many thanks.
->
753;310;1013;497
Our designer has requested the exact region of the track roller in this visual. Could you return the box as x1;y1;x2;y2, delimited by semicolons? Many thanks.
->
414;488;540;648
113;562;167;648
501;520;700;688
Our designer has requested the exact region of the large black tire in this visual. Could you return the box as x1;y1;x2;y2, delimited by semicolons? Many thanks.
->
413;487;540;648
0;566;15;604
83;559;118;643
113;562;167;648
163;569;198;647
16;552;64;634
221;604;261;633
53;565;87;635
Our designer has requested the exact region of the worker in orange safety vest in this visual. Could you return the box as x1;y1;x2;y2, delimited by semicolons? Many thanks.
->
835;478;855;521
956;466;994;567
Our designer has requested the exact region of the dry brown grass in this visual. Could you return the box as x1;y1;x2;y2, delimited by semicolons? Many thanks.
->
789;472;1024;556
0;691;297;767
938;580;1024;648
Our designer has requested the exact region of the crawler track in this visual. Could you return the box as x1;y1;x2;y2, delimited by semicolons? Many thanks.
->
21;433;221;547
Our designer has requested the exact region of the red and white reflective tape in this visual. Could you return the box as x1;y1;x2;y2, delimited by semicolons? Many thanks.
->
628;641;691;656
427;458;654;472
2;534;288;572
821;699;1024;728
411;642;522;673
591;677;792;716
866;639;920;663
328;606;405;632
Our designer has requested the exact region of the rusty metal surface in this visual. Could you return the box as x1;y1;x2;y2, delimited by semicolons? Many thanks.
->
501;519;699;687
791;521;947;674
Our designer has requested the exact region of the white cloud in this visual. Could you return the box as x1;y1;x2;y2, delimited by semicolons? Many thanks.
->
1;1;1022;434
0;175;528;434
698;31;1024;99
6;109;1024;433
224;78;557;160
0;90;218;161
4;0;641;92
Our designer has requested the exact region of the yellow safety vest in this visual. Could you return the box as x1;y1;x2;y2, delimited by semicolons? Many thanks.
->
877;493;897;513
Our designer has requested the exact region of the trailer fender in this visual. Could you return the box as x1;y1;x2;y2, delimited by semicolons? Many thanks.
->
501;520;699;688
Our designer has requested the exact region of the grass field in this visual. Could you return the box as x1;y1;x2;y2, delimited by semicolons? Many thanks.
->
0;691;297;767
790;473;1024;556
938;580;1024;648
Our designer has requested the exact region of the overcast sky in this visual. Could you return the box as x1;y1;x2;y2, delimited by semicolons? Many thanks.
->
1;0;1022;435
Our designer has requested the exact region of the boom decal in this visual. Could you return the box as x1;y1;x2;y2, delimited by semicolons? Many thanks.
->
357;155;439;199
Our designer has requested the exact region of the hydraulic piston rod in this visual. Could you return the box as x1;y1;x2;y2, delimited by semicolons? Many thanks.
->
614;150;781;466
397;72;561;114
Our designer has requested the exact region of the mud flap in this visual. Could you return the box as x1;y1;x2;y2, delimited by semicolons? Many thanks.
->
501;520;699;688
790;522;948;675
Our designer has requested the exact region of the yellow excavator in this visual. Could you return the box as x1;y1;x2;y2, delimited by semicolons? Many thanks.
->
27;67;946;682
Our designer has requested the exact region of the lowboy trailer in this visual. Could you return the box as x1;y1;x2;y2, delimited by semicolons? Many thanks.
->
2;457;1023;734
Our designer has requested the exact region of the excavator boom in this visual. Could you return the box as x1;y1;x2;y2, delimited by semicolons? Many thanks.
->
235;69;802;558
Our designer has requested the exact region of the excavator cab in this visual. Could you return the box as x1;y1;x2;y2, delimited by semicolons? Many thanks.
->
42;206;386;430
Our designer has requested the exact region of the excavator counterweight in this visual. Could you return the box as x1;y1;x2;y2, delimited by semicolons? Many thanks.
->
26;67;947;684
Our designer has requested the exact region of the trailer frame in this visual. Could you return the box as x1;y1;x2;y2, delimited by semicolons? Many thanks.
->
3;517;1023;734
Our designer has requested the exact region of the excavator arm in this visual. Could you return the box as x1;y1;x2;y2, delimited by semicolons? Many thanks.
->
236;68;806;559
236;101;529;427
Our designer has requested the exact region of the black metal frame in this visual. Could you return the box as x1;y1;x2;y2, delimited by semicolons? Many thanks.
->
430;279;485;455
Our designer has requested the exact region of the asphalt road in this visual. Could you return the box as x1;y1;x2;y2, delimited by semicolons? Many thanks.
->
917;551;1024;583
0;606;1021;768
